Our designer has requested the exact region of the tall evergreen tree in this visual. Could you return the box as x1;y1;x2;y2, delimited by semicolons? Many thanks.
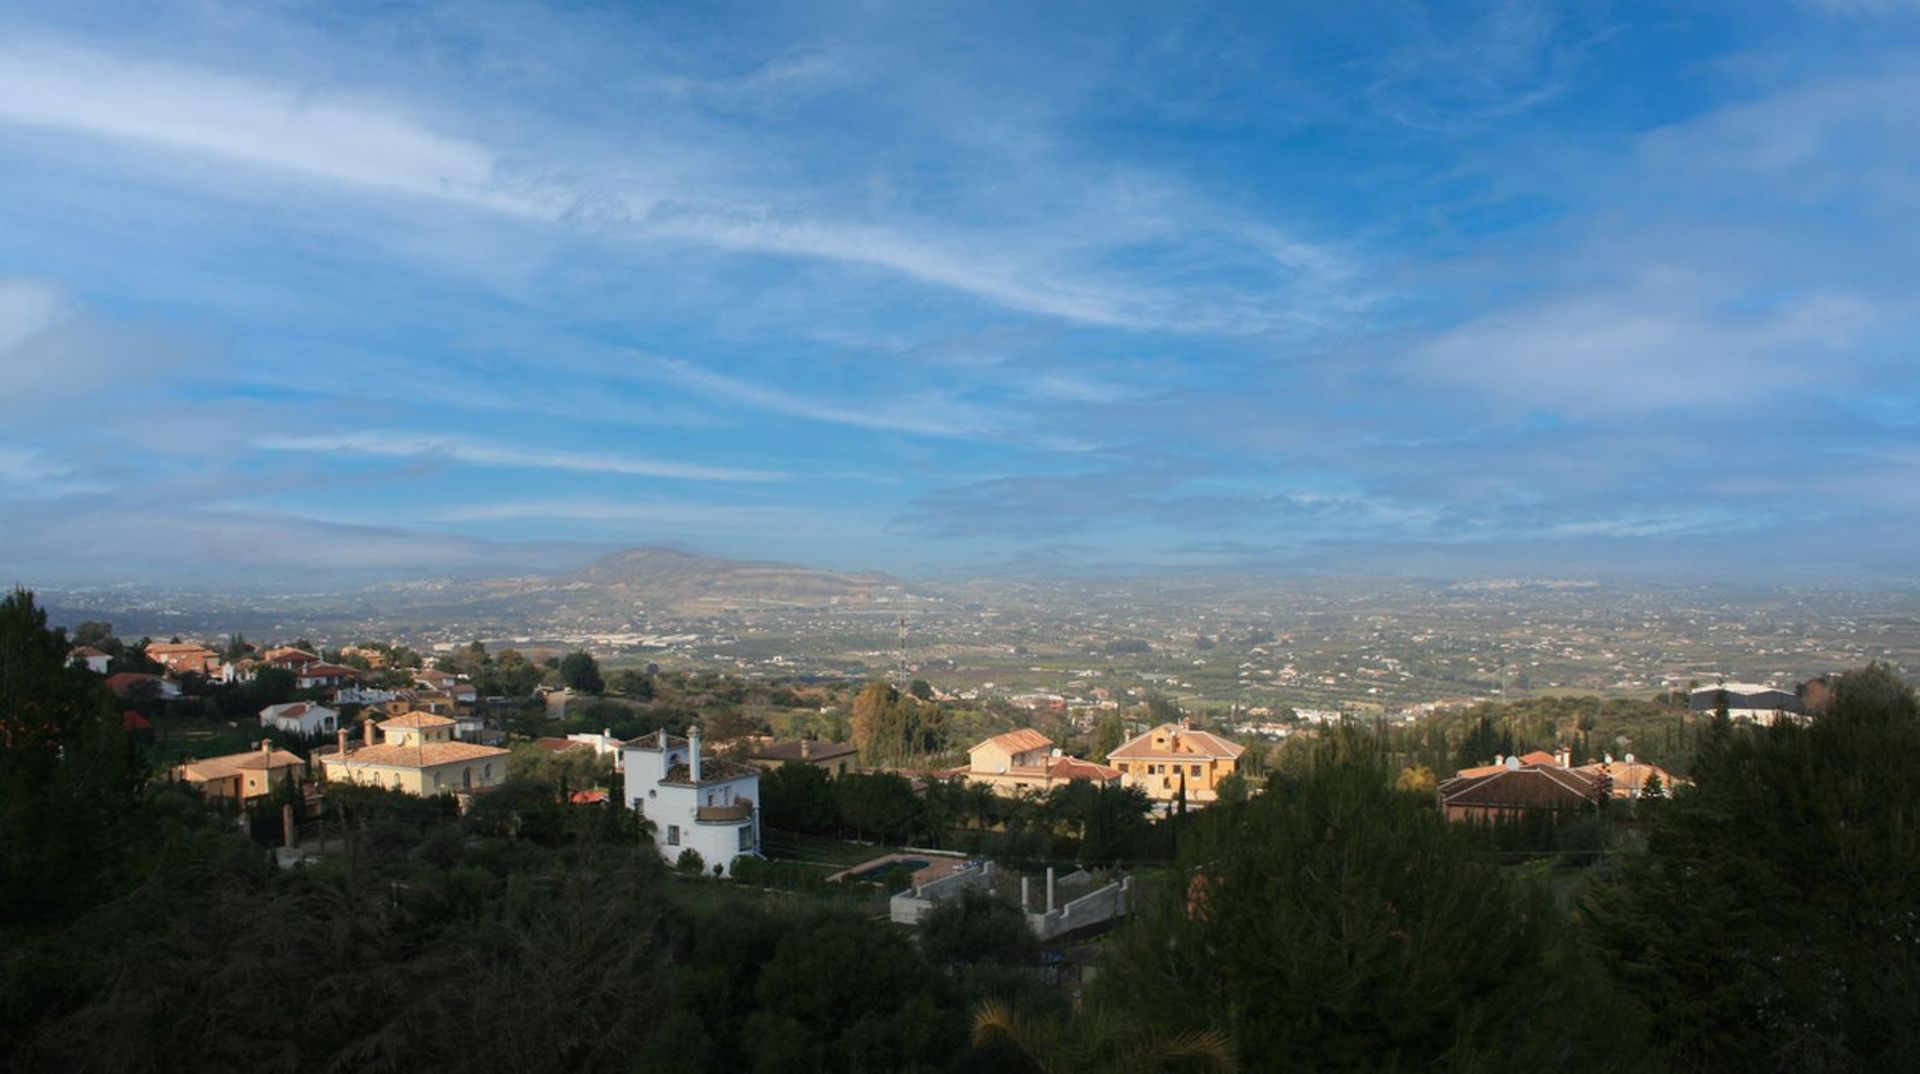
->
1088;727;1643;1071
1588;664;1920;1071
0;588;144;924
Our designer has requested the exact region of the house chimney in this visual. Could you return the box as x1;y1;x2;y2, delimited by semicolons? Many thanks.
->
800;739;812;759
364;719;377;747
261;739;271;757
688;724;703;782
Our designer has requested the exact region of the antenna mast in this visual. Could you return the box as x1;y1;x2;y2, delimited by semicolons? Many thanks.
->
894;613;910;690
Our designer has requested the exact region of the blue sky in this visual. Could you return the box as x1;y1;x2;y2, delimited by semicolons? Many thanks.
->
1;0;1917;585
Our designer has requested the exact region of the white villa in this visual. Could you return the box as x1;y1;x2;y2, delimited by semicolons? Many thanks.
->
259;701;339;737
622;727;761;878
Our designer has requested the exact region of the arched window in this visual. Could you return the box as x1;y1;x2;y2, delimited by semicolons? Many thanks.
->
484;763;493;780
462;767;473;790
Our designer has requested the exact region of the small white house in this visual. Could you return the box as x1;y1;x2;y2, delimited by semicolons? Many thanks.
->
622;727;761;877
259;701;339;737
70;647;112;674
569;729;629;771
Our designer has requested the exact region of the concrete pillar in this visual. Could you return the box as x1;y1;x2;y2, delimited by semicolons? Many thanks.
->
1046;866;1056;913
281;803;295;848
1021;876;1030;911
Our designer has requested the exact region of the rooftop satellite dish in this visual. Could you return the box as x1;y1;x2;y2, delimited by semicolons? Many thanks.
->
1504;755;1522;771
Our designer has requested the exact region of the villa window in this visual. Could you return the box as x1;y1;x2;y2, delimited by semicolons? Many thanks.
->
738;826;754;851
667;825;680;846
1191;764;1202;777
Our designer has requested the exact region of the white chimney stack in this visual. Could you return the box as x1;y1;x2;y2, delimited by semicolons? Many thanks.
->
688;724;703;782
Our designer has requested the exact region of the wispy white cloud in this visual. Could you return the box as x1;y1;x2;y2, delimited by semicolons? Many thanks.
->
254;432;783;482
635;355;990;438
0;37;1359;334
0;39;552;217
0;446;107;496
1408;288;1885;414
428;497;845;533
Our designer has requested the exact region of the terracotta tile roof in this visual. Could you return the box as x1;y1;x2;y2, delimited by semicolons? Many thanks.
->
622;730;688;751
1574;760;1681;794
327;741;509;768
121;710;151;731
535;736;591;753
263;647;319;665
178;747;305;782
1516;750;1559;766
1108;723;1245;761
379;711;456;729
660;757;761;786
146;642;215;656
263;701;334;720
1046;756;1122;782
750;739;858;763
1438;765;1609;809
104;672;164;693
979;728;1052;755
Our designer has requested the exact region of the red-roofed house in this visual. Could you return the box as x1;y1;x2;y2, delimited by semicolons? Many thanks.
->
295;663;358;690
1437;758;1610;823
259;701;339;736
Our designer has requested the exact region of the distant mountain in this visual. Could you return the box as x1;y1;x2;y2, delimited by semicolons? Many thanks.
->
559;547;918;614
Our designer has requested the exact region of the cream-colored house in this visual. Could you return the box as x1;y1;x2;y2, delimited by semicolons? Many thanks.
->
318;711;509;796
1108;722;1245;805
1574;756;1682;799
961;729;1121;798
747;738;860;778
175;740;307;801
